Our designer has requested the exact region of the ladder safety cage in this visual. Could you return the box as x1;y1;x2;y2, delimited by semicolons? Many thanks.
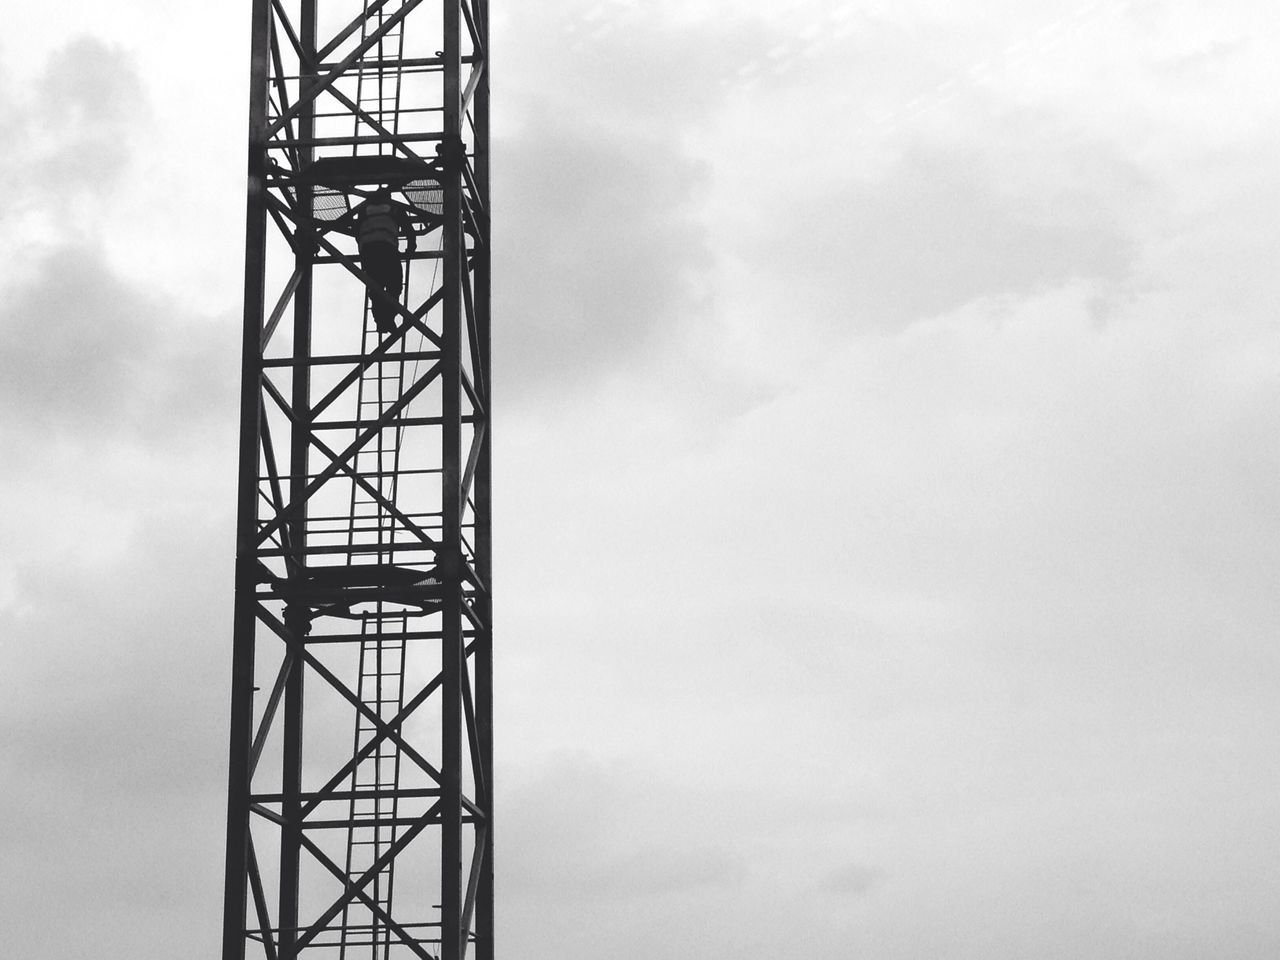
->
223;2;492;960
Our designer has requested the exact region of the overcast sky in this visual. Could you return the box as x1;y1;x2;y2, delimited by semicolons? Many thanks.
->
3;0;1279;957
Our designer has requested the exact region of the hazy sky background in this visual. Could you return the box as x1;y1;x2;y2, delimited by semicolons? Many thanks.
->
3;0;1279;957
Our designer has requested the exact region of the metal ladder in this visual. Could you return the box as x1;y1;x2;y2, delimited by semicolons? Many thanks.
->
339;613;409;958
339;6;414;954
337;294;413;959
352;0;408;152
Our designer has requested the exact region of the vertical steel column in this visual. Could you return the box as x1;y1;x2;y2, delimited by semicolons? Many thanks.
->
278;4;317;956
472;1;494;955
222;0;271;955
440;1;464;956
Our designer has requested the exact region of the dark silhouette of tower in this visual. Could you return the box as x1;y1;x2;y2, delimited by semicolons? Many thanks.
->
221;2;492;958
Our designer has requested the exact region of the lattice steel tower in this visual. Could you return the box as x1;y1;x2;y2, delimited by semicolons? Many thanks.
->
221;1;491;958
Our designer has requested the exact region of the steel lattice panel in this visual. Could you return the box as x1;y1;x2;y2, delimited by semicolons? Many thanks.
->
222;2;491;959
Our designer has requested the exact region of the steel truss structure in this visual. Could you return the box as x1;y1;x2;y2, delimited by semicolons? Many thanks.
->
222;1;490;958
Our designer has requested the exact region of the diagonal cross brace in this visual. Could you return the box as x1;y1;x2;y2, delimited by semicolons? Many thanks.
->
257;363;443;552
254;363;440;547
309;286;446;420
248;650;294;779
265;0;428;140
296;808;439;957
299;637;485;821
253;607;485;821
256;604;446;787
307;409;443;548
246;833;280;960
250;800;439;959
459;825;488;960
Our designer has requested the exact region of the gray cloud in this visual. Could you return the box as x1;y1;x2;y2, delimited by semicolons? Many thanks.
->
822;861;884;896
0;38;235;458
502;2;767;127
496;114;711;397
0;509;230;958
490;5;781;400
0;36;146;212
0;241;238;450
502;753;747;899
33;36;147;191
754;134;1137;332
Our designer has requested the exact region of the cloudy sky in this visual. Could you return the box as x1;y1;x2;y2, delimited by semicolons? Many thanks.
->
3;0;1280;956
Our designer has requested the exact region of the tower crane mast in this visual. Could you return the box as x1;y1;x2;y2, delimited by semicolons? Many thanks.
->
221;1;492;958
